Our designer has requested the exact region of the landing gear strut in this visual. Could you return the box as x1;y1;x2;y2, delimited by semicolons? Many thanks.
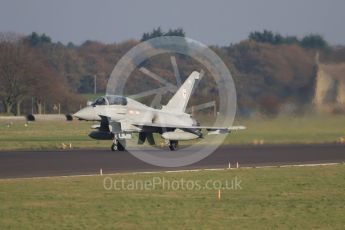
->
111;139;126;151
169;140;178;151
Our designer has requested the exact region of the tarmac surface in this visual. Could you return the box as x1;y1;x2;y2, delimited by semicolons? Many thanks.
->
0;144;344;179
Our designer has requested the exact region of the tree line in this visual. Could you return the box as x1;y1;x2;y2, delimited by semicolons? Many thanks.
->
1;28;345;116
0;32;84;115
140;27;185;41
249;30;329;49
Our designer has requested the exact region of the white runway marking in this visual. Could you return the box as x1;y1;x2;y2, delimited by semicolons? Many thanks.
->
0;162;342;181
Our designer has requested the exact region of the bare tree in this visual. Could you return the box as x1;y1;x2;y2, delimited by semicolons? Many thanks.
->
31;62;65;114
0;32;86;115
0;32;36;115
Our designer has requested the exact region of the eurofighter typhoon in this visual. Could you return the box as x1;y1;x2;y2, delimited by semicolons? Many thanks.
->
74;71;245;151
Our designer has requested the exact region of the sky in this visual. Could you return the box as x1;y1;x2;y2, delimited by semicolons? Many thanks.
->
0;0;344;46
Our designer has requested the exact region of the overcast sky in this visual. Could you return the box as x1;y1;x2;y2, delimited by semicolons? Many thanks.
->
0;0;344;46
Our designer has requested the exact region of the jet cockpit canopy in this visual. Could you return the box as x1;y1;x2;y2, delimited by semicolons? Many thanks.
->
92;95;127;106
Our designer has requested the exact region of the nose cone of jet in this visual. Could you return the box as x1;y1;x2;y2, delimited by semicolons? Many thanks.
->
73;107;95;120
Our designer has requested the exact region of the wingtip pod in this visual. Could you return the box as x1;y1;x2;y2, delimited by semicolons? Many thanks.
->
228;126;246;131
207;125;246;135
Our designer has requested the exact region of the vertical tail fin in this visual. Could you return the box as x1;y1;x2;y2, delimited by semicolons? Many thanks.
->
162;71;200;113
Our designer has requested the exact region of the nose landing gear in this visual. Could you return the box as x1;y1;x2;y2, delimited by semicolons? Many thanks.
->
111;139;126;151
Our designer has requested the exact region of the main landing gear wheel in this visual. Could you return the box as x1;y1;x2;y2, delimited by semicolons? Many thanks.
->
169;140;178;151
111;140;126;151
111;143;117;151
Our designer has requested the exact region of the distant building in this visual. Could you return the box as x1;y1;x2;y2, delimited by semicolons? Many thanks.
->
314;53;345;112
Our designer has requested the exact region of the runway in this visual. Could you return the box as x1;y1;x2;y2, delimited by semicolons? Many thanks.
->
0;144;344;179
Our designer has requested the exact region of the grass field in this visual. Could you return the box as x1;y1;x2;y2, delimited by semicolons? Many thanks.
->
227;115;345;145
0;119;110;150
0;114;345;150
0;164;344;229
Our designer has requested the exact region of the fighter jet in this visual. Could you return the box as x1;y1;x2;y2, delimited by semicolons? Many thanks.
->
74;71;245;151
